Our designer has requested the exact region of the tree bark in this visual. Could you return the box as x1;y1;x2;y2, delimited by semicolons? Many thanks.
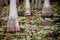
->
3;0;8;6
0;0;3;6
38;0;42;9
42;0;52;17
25;0;31;15
35;0;38;9
7;0;20;32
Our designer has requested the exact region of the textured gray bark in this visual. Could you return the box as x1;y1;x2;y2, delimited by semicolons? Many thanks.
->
0;0;3;6
42;0;52;29
42;0;52;17
34;0;42;9
16;0;19;5
32;0;34;6
35;0;38;9
38;0;42;9
3;0;8;5
7;0;20;32
25;0;31;15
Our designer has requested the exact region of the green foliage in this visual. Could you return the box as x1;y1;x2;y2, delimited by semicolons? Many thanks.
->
52;3;60;13
0;5;3;13
31;37;39;40
30;3;34;8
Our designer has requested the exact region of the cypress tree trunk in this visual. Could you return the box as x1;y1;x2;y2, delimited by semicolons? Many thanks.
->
32;0;34;8
3;0;8;6
42;0;52;17
7;0;20;33
25;0;31;15
38;0;42;9
35;0;38;9
16;0;19;6
21;0;23;4
0;0;3;6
